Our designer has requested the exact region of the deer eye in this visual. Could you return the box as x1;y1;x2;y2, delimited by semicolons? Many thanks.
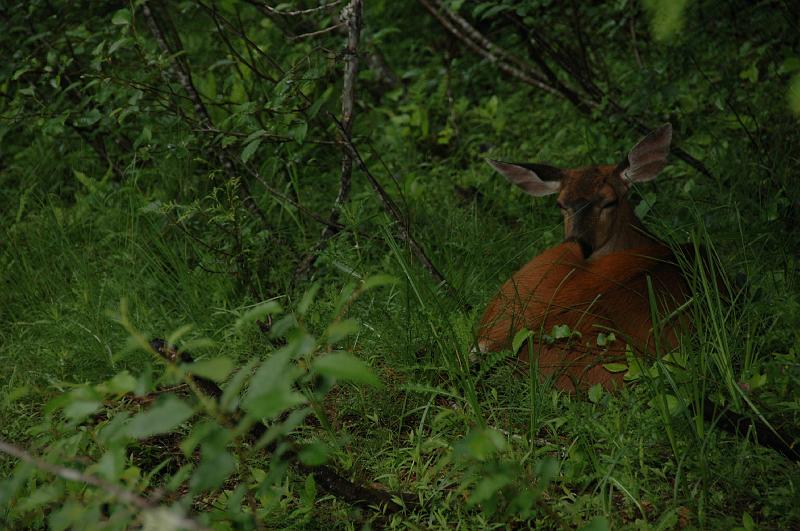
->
556;202;566;210
601;200;618;209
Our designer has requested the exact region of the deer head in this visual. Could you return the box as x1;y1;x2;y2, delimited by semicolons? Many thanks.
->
487;124;673;259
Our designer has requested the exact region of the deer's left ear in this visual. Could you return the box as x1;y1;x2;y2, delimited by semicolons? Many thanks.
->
620;123;672;184
486;160;562;197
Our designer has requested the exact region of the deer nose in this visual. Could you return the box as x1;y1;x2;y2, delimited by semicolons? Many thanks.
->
565;207;594;258
565;236;593;259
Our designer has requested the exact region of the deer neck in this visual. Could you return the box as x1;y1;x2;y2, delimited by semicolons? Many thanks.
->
591;203;662;259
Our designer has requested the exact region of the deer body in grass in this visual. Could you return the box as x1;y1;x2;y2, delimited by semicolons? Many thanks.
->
477;124;691;393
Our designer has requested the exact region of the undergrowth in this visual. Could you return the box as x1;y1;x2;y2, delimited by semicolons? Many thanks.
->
2;0;799;529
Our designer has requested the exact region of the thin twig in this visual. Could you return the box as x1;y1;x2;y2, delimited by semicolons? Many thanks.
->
421;0;715;179
331;116;454;294
208;0;453;293
261;0;344;16
295;0;362;279
418;0;560;97
149;340;413;512
628;9;643;68
290;22;345;40
0;439;211;531
141;3;268;225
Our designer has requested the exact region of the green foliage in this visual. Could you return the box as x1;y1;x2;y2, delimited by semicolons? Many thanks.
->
0;294;382;527
641;0;690;41
1;0;800;529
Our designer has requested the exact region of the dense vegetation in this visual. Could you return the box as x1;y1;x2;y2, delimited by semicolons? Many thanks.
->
2;0;799;528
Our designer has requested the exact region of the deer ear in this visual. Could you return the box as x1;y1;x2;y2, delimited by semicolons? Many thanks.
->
486;160;561;197
621;123;672;184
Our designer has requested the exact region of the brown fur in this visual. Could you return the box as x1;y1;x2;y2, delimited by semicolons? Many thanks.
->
478;242;688;392
478;125;687;392
556;164;659;258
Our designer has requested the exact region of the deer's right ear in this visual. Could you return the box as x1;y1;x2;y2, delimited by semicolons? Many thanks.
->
621;123;672;184
486;160;561;197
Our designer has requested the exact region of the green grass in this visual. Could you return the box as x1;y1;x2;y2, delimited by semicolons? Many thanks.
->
2;139;799;528
2;2;800;526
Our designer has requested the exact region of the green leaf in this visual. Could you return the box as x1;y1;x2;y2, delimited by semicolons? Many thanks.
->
596;332;615;347
301;474;318;506
588;383;603;404
624;355;645;382
512;328;532;353
325;318;359;344
789;74;800;117
467;473;512;506
534;456;559;488
454;427;506;461
603;363;629;373
126;396;194;439
297;282;320;316
243;348;306;418
642;0;688;41
298;441;330;466
235;300;282;332
190;450;235;492
243;129;267;143
635;192;657;218
362;274;398;291
64;400;101;421
244;386;306;420
73;169;99;194
291;121;308;143
739;64;759;83
333;282;358;314
312;353;381;387
108;37;130;55
105;371;137;395
580;515;610;531
180;337;216;352
307;95;327;119
12;66;31;80
180;421;217;457
185;357;234;382
74;109;102;127
649;393;682;416
221;358;259;412
4;385;29;405
48;501;89;530
742;511;755;531
111;8;131;26
166;324;193;346
779;57;800;75
551;324;571;339
241;138;261;163
91;448;124;482
744;372;767;391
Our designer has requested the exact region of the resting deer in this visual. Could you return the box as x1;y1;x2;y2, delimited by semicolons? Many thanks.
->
477;124;689;392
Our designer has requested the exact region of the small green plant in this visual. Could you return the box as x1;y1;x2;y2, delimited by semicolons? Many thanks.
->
0;278;392;528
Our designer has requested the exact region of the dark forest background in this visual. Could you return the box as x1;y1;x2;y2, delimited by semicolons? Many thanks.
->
1;1;799;528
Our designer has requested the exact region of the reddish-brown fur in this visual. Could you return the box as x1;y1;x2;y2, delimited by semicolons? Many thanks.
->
478;125;690;392
477;242;688;392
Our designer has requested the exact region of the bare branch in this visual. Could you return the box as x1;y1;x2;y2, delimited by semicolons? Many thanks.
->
140;3;269;224
291;22;346;40
331;116;454;294
296;0;363;279
206;0;452;293
260;0;344;16
148;339;413;512
421;0;714;179
417;0;561;97
0;439;211;531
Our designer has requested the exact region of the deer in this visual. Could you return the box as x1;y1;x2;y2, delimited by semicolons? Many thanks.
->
476;124;692;393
